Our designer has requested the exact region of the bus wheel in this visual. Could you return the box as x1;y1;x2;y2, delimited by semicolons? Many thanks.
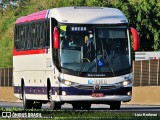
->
22;85;33;109
50;101;61;110
72;103;81;110
33;102;42;109
81;103;91;110
110;101;121;110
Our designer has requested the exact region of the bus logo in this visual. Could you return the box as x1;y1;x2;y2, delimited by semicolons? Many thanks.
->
88;80;93;84
2;112;11;118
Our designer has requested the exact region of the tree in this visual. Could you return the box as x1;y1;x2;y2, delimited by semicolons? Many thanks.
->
133;0;160;51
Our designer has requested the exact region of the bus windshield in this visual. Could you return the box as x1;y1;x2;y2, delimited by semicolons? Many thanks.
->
60;24;131;75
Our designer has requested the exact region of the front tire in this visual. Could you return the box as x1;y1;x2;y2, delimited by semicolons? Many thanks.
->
22;85;33;109
110;101;121;110
33;102;42;109
81;103;91;110
72;103;82;110
50;101;61;110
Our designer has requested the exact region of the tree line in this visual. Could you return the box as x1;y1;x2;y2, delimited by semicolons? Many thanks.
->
1;0;160;51
55;0;160;51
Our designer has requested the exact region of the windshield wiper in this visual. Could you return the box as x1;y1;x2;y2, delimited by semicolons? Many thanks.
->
101;39;115;76
78;48;91;75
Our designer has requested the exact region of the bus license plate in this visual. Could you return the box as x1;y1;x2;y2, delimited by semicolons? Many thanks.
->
92;93;104;97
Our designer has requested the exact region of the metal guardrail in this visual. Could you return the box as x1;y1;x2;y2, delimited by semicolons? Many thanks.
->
133;59;160;86
0;68;13;87
0;60;160;87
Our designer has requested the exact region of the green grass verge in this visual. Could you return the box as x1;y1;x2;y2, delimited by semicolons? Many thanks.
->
0;107;159;120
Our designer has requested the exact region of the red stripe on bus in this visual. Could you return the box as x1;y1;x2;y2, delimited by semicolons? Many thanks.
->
13;48;46;56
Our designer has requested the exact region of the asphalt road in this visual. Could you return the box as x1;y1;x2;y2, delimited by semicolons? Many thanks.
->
0;102;160;112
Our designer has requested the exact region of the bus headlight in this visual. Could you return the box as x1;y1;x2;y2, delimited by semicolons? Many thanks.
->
115;80;132;87
62;91;66;96
64;80;72;86
58;77;77;86
122;80;130;86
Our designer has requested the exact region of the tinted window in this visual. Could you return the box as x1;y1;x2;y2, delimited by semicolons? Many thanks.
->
14;19;50;50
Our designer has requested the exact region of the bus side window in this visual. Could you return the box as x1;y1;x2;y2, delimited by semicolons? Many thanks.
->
24;25;28;50
45;20;50;47
27;24;32;50
36;23;40;49
14;20;50;51
37;20;50;48
18;25;21;50
39;22;44;48
35;24;39;49
28;23;32;50
44;21;47;47
32;23;36;49
25;25;28;49
15;26;19;50
20;25;24;50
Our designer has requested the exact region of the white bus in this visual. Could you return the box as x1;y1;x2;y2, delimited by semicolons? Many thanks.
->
13;7;139;110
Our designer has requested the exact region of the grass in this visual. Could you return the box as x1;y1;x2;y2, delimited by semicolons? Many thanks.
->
0;0;57;67
0;107;159;120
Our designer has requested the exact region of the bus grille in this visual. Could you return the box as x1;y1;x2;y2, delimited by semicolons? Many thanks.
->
74;85;94;90
100;85;116;90
73;85;116;90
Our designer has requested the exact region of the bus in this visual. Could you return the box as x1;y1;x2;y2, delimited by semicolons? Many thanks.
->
13;7;140;110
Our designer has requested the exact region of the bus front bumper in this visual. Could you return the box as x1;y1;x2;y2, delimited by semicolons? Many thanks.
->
52;86;132;102
58;95;131;102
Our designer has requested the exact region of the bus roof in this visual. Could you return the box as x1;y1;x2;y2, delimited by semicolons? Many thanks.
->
16;7;128;24
16;10;48;24
48;7;128;24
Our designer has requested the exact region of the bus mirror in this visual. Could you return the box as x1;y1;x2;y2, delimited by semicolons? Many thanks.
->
130;27;140;51
53;27;59;49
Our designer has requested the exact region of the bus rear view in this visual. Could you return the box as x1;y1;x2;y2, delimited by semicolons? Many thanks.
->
13;7;139;110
